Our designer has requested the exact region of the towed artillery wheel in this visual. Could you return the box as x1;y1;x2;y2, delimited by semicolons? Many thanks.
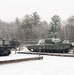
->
0;49;11;56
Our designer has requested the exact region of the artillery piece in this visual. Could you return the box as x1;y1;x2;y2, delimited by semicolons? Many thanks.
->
0;38;20;56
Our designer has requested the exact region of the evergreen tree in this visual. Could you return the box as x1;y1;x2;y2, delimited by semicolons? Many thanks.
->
15;17;21;39
31;12;41;26
49;15;61;38
21;12;41;40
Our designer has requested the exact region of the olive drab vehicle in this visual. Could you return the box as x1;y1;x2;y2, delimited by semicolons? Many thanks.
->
0;38;20;56
26;38;73;53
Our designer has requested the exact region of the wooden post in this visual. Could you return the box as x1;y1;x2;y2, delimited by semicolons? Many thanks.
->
44;45;45;54
15;46;17;54
73;48;74;55
21;45;23;50
19;46;20;52
39;47;41;56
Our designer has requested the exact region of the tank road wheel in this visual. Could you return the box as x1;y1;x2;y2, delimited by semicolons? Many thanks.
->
28;49;32;52
64;50;68;53
30;49;37;52
7;50;11;56
37;49;39;52
3;50;11;56
62;50;65;53
0;50;4;56
30;49;34;52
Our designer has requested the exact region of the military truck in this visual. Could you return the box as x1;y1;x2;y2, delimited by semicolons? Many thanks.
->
26;38;73;53
0;38;20;56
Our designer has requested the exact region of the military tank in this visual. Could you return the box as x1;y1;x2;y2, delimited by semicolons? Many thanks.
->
26;38;73;53
0;38;20;56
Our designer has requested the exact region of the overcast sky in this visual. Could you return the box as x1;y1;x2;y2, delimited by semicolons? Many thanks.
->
0;0;74;22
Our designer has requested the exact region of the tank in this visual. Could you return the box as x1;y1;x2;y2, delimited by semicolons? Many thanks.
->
0;38;20;56
26;38;73;53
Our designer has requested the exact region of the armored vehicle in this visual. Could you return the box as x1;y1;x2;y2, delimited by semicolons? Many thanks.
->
0;39;20;56
26;38;73;53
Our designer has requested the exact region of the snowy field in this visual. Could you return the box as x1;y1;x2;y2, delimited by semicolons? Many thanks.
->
0;47;74;75
0;47;39;61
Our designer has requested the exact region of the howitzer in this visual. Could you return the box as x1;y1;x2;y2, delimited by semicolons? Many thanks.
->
0;39;20;56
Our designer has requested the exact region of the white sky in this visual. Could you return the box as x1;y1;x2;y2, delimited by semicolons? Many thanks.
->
0;0;74;22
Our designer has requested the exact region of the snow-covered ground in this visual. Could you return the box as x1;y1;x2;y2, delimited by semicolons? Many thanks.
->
0;47;39;61
0;47;74;75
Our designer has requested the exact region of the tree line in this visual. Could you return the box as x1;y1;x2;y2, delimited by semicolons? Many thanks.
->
0;12;74;41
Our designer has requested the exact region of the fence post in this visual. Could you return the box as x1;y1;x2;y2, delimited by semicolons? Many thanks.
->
39;47;41;56
19;46;21;52
73;48;74;55
44;45;45;54
15;46;17;54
